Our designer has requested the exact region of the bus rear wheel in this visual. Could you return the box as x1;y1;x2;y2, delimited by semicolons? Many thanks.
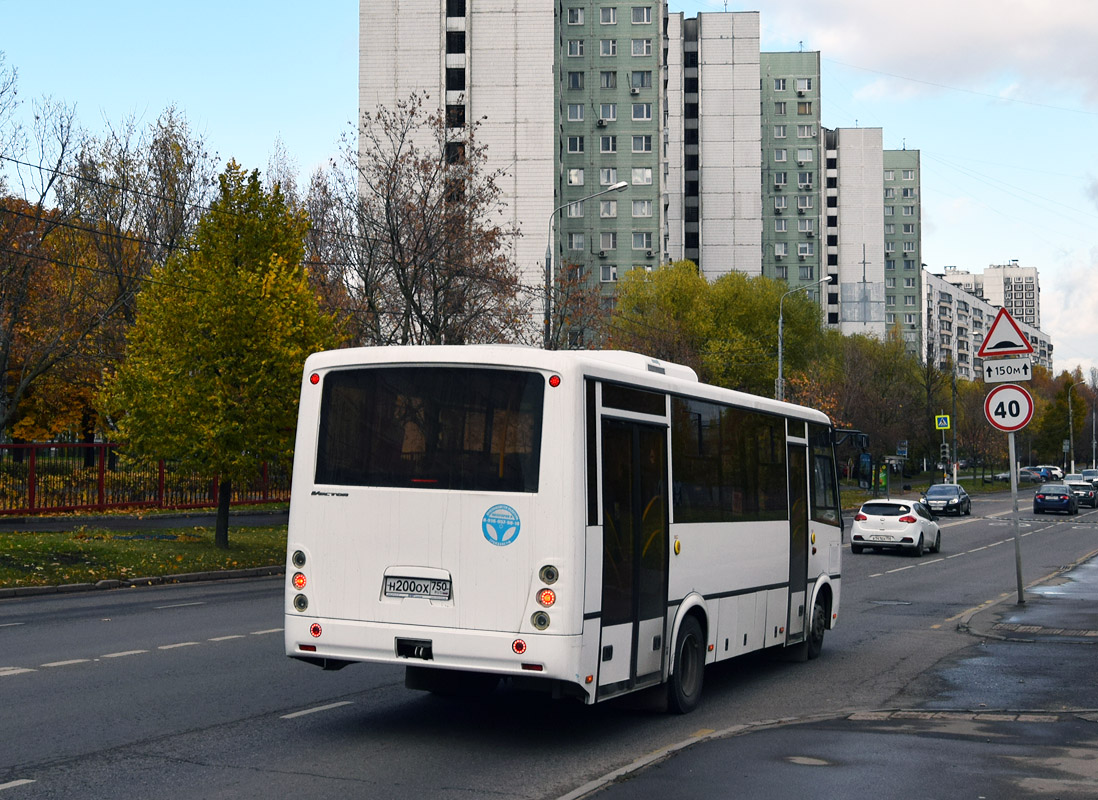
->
807;597;826;660
667;615;704;714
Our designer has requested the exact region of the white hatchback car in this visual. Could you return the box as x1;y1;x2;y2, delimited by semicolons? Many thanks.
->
851;499;941;556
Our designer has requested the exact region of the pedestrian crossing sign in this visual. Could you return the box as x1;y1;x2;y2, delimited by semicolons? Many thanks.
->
935;415;950;430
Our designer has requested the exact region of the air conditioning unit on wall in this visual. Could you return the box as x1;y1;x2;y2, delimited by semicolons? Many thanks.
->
596;118;607;127
630;87;640;95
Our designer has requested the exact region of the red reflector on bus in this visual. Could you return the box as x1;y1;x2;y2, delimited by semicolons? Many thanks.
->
310;623;322;638
309;373;320;385
549;375;561;388
512;639;527;655
299;644;317;652
521;663;544;671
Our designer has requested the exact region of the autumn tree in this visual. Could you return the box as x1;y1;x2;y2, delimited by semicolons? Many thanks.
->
314;92;527;345
102;161;337;547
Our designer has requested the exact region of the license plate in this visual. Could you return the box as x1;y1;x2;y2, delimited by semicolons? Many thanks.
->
870;535;891;542
384;576;451;600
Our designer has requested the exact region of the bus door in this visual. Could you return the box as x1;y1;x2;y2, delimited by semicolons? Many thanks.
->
598;418;669;698
787;442;809;640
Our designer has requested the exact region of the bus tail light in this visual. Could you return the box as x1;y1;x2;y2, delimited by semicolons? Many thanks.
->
512;639;527;654
292;572;307;590
310;623;322;638
537;588;556;607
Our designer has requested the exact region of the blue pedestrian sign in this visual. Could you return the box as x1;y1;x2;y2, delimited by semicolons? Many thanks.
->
935;415;950;431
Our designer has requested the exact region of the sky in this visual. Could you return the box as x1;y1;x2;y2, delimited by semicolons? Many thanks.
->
2;0;1096;377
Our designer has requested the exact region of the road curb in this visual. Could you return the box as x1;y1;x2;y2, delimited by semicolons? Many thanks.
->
0;565;285;599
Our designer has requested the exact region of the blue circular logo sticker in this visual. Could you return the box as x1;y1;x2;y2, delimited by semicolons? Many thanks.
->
482;504;521;547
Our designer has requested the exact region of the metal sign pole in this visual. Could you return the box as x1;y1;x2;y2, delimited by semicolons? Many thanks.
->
1008;431;1025;605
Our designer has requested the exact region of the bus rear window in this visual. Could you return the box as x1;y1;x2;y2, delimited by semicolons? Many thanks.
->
315;367;544;492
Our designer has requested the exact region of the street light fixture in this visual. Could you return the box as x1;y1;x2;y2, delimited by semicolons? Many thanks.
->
1068;380;1085;473
544;180;629;349
776;274;835;401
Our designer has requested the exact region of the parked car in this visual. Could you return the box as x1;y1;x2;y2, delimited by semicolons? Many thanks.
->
1064;473;1085;483
1036;465;1064;481
851;499;941;556
1018;468;1044;483
922;483;971;516
1066;480;1098;508
1033;483;1078;515
1081;468;1098;487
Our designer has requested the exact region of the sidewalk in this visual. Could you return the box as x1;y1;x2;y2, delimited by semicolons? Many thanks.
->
564;550;1098;800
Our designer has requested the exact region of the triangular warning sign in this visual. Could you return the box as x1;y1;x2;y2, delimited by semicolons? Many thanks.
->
977;308;1034;358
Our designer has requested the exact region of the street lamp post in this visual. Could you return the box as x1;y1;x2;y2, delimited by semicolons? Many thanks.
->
776;274;835;402
544;180;629;349
1068;380;1085;473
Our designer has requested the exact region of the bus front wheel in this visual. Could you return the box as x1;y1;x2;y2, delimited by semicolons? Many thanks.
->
667;615;705;714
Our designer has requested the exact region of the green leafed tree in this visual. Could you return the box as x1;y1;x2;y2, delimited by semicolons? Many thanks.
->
102;161;338;547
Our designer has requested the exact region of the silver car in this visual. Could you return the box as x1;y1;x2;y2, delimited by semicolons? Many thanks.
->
851;499;941;557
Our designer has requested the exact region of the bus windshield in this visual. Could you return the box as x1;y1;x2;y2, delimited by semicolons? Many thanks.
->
315;366;544;492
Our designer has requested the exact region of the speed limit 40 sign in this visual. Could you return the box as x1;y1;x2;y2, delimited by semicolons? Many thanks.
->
984;383;1034;432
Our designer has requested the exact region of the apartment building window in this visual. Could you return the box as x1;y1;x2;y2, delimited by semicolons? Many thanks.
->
632;6;652;23
798;242;814;257
600;135;616;153
774;218;787;232
632;135;652;152
797;101;812;115
567;72;584;89
904;277;916;288
885;259;896;270
567;7;584;24
600;71;617;89
631;39;652;56
885;223;895;234
796;78;812;92
446;68;466;91
887;313;896;324
446;31;466;53
567;136;583;153
884;187;895;198
600;7;616;23
567;104;584;121
797;195;812;210
903;223;916;234
774;125;787;138
886;296;896;307
599;102;617;120
600;39;617;56
632;199;652;217
632;103;652;120
633;231;653;250
631;70;652;88
905;296;916;307
775;242;789;257
600;231;617;250
567;40;584;57
773;171;787;186
902;206;914;216
446;104;466;128
568;232;584;250
902;169;915;180
902;187;917;198
798;218;813;233
904;314;917;325
567;201;584;218
600;167;618;185
884;206;894;216
446;0;465;16
775;101;787;115
799;265;814;280
799;125;815;138
600;200;617;218
885;242;895;254
884;169;894;181
601;264;618;282
568;168;584;186
774;148;787;162
886;277;896;288
797;171;813;187
774;78;786;91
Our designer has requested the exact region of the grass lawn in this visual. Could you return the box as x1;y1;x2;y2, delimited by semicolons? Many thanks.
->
0;524;287;589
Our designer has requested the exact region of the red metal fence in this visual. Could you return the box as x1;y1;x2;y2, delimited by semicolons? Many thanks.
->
0;443;290;515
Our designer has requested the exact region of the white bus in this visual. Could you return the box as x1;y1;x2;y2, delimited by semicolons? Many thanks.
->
285;346;842;712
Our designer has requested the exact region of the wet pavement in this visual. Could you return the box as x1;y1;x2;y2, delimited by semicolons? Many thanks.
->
564;555;1098;800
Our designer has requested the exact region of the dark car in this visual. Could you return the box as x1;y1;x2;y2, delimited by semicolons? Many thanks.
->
1081;468;1098;488
1033;483;1078;515
922;483;971;516
1066;480;1098;508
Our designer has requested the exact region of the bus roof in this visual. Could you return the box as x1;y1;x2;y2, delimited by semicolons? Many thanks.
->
302;345;830;426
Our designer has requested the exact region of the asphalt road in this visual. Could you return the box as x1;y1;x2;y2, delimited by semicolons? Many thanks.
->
1;490;1096;798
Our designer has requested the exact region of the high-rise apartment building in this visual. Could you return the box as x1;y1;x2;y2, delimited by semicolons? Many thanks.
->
883;149;922;354
940;261;1041;330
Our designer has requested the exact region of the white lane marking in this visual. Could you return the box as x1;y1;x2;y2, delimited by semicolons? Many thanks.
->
208;635;245;642
41;659;91;668
156;602;205;609
987;540;1005;547
968;546;988;552
886;565;917;574
947;553;966;559
0;779;36;791
251;628;283;635
281;701;353;720
0;622;25;628
920;558;945;565
158;642;200;650
0;667;35;677
101;650;148;659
